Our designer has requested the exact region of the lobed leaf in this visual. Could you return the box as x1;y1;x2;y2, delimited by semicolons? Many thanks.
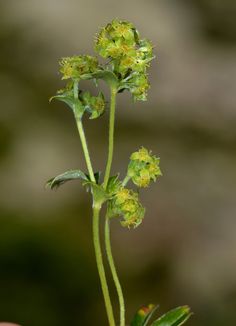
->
46;170;88;190
151;306;192;326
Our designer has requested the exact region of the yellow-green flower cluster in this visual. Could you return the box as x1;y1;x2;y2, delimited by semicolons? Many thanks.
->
59;55;98;80
128;147;162;187
110;187;145;228
95;20;136;59
81;91;105;119
95;19;154;101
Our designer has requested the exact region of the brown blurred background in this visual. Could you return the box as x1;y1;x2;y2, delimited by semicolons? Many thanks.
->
0;0;236;325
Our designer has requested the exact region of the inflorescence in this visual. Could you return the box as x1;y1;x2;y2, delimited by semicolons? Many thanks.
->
50;19;161;228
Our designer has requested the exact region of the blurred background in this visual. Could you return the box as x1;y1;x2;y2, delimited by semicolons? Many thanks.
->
0;0;236;325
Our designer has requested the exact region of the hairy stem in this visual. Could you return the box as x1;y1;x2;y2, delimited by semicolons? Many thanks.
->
93;206;116;326
103;86;117;188
105;217;125;326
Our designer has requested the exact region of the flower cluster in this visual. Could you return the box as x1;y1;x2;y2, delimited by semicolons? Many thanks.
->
95;20;136;59
109;187;145;228
128;147;162;187
95;19;154;101
59;55;98;80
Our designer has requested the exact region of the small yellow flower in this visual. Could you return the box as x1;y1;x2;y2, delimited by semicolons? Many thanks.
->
115;188;133;204
135;169;150;188
106;42;123;58
130;147;152;163
110;19;135;41
122;199;138;214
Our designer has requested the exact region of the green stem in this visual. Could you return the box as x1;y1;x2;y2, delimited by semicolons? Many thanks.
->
73;81;115;324
103;87;117;188
76;119;95;183
105;217;125;326
122;175;130;187
73;81;95;183
103;85;126;325
93;206;116;326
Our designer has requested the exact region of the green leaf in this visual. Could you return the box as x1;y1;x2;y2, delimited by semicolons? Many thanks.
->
83;70;119;88
131;304;158;326
144;305;159;326
50;94;85;118
83;181;109;205
46;169;88;190
50;94;75;111
151;306;192;326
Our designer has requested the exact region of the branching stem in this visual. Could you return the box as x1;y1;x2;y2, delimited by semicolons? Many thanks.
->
74;81;115;325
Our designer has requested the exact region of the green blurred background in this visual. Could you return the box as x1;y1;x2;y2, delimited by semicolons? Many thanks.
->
0;0;236;325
